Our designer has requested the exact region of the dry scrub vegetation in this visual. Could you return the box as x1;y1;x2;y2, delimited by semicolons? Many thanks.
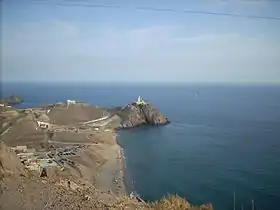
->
113;194;213;210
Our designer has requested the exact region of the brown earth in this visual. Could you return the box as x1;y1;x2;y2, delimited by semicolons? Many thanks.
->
0;108;22;130
52;132;91;143
0;140;26;178
0;174;213;210
0;103;213;210
0;113;45;149
48;104;107;125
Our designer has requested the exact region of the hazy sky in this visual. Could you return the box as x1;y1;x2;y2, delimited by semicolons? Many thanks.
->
1;0;280;83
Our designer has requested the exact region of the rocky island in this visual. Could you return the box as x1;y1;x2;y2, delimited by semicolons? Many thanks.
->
0;96;213;210
0;95;24;106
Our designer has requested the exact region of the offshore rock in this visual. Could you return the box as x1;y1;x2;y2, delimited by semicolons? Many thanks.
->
0;95;23;106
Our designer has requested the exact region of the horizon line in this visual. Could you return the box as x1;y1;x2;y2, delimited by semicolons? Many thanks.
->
1;81;280;86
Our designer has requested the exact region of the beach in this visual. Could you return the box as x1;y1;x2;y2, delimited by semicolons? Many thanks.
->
94;130;126;196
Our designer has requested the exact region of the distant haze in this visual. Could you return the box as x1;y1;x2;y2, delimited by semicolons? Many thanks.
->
1;0;280;83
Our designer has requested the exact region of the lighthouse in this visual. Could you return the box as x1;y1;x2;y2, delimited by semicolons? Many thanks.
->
135;96;147;105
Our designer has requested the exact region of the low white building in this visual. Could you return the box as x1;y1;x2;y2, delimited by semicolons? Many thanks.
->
36;121;50;129
66;100;76;107
11;145;28;152
0;104;11;108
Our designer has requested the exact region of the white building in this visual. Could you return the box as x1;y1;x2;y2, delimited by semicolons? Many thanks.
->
36;121;50;129
135;96;147;105
66;100;76;108
11;145;28;152
0;104;11;108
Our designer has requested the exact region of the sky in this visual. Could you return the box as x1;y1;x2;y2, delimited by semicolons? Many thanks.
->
1;0;280;83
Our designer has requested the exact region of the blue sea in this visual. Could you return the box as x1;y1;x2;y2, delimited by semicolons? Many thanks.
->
2;83;280;210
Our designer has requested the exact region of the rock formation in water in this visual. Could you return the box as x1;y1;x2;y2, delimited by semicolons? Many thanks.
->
0;95;23;105
110;96;170;129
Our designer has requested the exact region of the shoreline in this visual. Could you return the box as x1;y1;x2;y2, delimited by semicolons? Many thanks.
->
1;100;167;201
92;128;135;198
116;131;134;195
0;101;216;210
94;129;127;196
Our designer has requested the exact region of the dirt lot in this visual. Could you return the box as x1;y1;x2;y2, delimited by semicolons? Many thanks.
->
50;128;117;144
48;104;107;125
52;132;91;144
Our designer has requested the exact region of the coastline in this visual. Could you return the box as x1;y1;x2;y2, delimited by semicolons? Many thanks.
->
0;100;170;206
93;128;136;197
116;131;134;195
94;129;127;196
0;100;217;210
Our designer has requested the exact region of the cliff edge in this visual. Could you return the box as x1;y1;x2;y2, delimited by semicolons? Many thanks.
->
112;96;169;129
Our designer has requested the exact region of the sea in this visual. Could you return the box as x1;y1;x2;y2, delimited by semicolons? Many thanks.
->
2;83;280;210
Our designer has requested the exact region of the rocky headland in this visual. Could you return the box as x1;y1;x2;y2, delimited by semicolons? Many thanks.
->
109;96;170;129
0;96;214;210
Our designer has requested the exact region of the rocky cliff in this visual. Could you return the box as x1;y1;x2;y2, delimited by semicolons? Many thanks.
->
111;100;169;129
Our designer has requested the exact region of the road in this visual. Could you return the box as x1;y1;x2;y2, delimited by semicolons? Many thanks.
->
48;140;98;146
80;115;110;125
44;114;119;145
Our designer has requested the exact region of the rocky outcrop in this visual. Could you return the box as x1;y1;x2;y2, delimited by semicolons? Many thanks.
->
0;95;23;105
111;100;169;129
0;141;26;178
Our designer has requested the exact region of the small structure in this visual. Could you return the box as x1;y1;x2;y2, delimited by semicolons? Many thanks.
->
11;145;28;153
22;157;59;174
17;152;35;157
66;100;76;108
135;96;147;105
37;121;50;129
35;113;50;129
25;163;41;171
26;148;36;153
0;104;12;108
